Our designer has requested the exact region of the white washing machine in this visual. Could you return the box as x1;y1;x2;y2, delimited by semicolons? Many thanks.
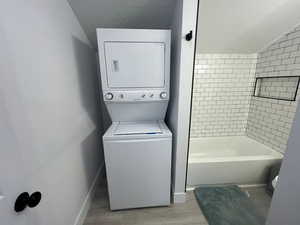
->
103;120;172;210
97;28;172;210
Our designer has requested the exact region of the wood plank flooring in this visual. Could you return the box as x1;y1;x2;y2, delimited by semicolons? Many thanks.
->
83;180;271;225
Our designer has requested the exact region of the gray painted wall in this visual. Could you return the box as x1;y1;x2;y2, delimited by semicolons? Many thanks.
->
0;0;104;224
266;98;300;224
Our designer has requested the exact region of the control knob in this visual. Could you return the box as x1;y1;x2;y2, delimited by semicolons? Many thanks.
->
105;92;113;100
160;92;167;99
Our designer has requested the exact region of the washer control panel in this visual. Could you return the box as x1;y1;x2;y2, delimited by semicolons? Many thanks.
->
104;92;114;100
160;92;167;99
103;91;168;102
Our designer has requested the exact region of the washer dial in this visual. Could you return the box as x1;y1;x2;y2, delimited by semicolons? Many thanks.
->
105;92;114;100
160;92;167;99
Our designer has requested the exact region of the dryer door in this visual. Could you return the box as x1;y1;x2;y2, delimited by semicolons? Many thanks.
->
104;42;165;88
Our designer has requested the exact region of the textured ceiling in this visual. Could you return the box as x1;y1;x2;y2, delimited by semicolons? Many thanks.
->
68;0;176;48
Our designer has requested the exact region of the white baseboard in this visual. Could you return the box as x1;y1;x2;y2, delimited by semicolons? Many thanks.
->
74;162;105;225
173;192;186;203
186;186;195;191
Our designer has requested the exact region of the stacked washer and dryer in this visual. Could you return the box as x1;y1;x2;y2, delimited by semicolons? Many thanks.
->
96;28;172;210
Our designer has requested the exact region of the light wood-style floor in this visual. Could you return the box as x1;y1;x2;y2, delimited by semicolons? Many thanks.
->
83;180;271;225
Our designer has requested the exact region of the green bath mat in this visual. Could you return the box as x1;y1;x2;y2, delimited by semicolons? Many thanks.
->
194;185;265;225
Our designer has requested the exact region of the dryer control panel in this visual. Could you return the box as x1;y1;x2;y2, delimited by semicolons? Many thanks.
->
104;91;168;102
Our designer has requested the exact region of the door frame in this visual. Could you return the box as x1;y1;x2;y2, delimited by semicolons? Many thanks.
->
184;0;200;192
168;0;200;203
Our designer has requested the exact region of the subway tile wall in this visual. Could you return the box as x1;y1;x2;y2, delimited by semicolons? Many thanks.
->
246;25;300;153
190;54;257;137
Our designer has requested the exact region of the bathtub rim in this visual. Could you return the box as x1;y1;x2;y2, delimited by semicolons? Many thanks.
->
189;154;283;163
188;136;283;163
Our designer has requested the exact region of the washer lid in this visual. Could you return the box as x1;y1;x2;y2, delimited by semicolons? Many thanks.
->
113;121;162;135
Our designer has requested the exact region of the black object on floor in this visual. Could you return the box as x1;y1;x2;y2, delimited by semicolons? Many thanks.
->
194;185;265;225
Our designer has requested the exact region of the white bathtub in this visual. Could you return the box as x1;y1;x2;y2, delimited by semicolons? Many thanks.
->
187;136;283;187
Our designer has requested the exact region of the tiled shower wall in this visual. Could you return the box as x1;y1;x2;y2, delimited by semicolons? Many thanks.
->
246;25;300;153
190;54;257;137
191;26;300;153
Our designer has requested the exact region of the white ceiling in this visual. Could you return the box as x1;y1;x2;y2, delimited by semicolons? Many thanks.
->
68;0;176;47
197;0;300;53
